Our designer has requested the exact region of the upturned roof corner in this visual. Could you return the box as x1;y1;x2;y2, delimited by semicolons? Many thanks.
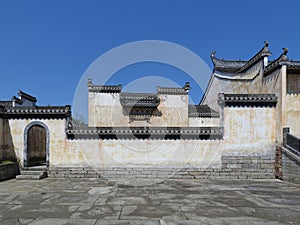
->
211;41;272;74
264;47;290;76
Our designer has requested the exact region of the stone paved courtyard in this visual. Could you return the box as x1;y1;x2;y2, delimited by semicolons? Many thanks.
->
0;178;300;225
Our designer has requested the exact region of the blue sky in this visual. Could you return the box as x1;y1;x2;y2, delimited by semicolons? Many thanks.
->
1;1;300;109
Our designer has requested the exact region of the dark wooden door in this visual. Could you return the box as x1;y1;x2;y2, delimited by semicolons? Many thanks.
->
27;125;46;166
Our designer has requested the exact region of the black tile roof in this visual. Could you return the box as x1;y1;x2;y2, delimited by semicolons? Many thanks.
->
286;60;300;73
264;48;289;76
212;41;271;74
219;93;277;107
188;105;219;118
210;55;247;73
88;84;122;93
67;126;223;140
87;79;122;93
120;93;160;108
287;61;300;67
0;101;12;107
12;96;22;105
18;90;37;102
1;105;71;119
156;82;191;95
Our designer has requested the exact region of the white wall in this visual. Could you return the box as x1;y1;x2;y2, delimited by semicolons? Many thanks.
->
89;92;189;127
222;106;276;155
189;117;220;127
8;119;67;167
286;94;300;136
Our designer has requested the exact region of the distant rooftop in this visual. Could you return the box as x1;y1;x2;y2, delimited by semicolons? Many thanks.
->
211;41;300;75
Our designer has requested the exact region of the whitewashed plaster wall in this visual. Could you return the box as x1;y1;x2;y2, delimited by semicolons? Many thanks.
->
286;94;300;136
0;118;16;161
88;92;127;127
52;139;222;168
5;107;276;168
285;72;300;136
48;106;275;168
188;117;220;127
0;118;3;146
203;60;290;144
151;94;189;127
222;106;276;155
202;61;264;112
8;119;67;167
89;92;190;127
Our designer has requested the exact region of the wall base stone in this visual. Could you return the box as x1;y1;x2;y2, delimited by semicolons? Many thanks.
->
282;147;300;184
0;163;20;181
49;155;276;179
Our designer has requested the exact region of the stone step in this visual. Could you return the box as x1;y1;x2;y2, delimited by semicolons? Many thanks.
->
16;173;47;180
20;170;47;176
22;165;47;171
17;166;48;180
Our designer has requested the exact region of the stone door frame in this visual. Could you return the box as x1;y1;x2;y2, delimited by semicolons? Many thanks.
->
23;121;50;167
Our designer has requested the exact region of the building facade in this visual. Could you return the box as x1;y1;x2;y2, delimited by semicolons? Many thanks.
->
0;42;299;180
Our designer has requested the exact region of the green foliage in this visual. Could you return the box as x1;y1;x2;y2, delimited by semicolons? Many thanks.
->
72;113;87;127
0;160;15;165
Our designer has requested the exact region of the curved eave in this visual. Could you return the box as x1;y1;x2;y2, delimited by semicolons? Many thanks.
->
264;48;289;76
2;106;71;119
213;68;260;81
211;56;246;73
264;60;289;77
219;94;277;107
211;41;271;74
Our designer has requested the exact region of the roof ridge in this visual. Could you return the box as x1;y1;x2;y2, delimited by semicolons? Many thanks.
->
264;48;289;76
211;51;247;73
120;92;157;96
18;90;37;103
211;41;271;73
237;41;271;73
157;83;190;95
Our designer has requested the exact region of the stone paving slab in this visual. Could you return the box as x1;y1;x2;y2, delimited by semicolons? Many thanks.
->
0;178;300;224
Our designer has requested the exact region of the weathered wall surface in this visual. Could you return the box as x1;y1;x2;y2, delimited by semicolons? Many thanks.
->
0;163;19;181
264;68;300;142
89;92;189;127
51;139;222;168
8;119;66;167
263;68;284;145
286;73;300;136
202;61;263;111
188;117;220;127
151;94;188;127
0;119;16;162
3;109;276;179
211;66;299;146
49;138;276;179
202;60;288;145
88;92;127;127
286;94;300;136
0;118;2;146
261;68;282;94
49;105;276;171
287;73;300;93
223;107;276;153
282;147;300;183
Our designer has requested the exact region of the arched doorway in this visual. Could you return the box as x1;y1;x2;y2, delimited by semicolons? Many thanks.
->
24;121;49;167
